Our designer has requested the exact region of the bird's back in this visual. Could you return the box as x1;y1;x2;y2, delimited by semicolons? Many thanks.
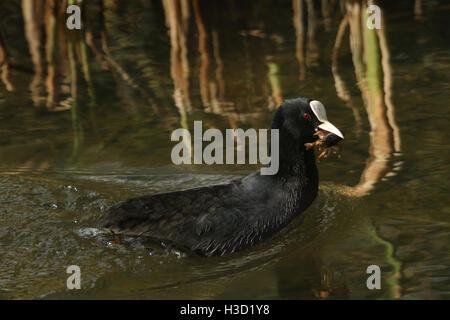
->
97;172;315;256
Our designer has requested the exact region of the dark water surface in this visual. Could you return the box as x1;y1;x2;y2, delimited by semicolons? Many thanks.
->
0;0;449;299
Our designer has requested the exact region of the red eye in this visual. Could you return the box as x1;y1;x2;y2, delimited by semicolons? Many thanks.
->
303;113;310;120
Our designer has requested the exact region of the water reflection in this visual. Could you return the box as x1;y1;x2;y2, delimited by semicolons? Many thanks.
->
0;0;448;299
336;4;402;298
278;0;404;299
0;30;14;92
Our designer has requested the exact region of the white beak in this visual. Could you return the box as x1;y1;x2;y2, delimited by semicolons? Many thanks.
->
318;121;344;139
310;100;344;139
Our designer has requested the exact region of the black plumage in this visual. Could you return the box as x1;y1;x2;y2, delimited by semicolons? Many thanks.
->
97;97;341;256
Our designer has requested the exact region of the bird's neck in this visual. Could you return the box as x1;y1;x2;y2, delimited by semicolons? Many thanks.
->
275;144;319;211
276;141;318;181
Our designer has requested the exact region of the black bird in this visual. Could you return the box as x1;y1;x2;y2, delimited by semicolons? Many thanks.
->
97;98;344;256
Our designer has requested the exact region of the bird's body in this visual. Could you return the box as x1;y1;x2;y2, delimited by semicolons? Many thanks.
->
98;154;318;256
97;98;343;256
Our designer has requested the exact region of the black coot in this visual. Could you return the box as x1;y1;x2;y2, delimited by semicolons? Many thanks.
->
97;98;344;256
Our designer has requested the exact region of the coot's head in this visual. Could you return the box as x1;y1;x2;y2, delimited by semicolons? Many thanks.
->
271;97;344;148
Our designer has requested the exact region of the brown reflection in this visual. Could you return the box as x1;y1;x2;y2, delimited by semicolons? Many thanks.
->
159;0;292;128
20;0;73;111
414;0;422;20
293;0;306;80
20;0;160;113
12;0;403;207
192;0;234;116
0;30;14;91
330;1;403;299
192;0;208;110
343;2;402;197
378;26;401;154
162;0;192;159
67;28;83;160
270;0;406;300
331;14;363;137
22;0;87;111
44;0;60;110
22;0;44;105
305;0;319;67
211;30;228;113
321;0;335;32
164;0;192;117
292;0;319;80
